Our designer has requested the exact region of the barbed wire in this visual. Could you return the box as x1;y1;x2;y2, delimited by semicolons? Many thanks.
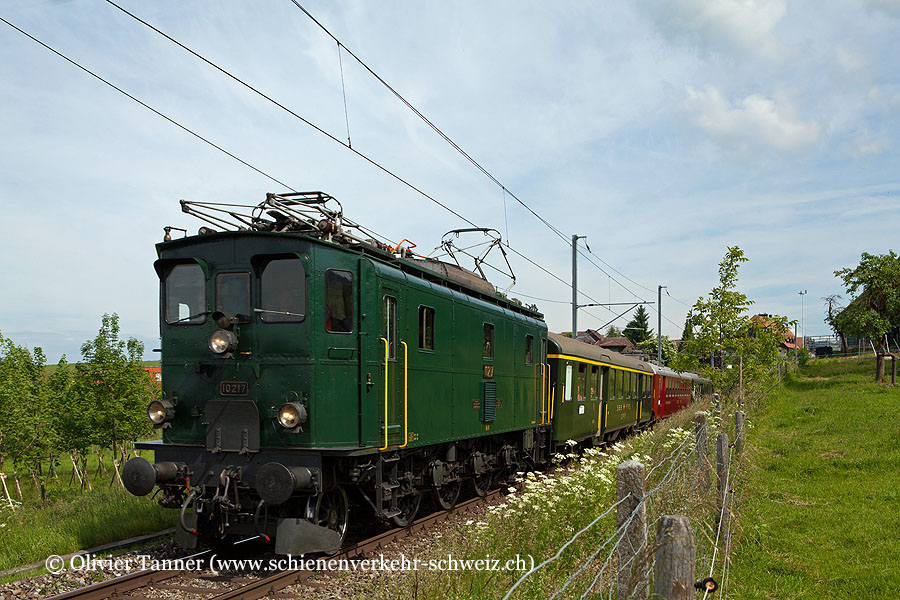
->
527;431;698;600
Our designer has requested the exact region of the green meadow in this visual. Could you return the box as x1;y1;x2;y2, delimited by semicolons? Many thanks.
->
729;356;900;599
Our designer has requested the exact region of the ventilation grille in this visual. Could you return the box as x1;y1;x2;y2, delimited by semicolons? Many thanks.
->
482;381;497;423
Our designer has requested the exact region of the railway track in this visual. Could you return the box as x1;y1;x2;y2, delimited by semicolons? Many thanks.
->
48;489;501;600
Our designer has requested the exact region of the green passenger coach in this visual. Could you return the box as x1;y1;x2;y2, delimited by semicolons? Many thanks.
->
547;333;654;445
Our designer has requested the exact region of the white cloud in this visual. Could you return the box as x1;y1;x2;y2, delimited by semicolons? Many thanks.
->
868;85;900;110
866;0;900;18
681;85;822;151
850;129;891;156
646;0;787;58
835;45;866;72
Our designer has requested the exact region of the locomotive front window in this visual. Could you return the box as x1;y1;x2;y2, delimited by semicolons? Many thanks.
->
165;263;206;324
325;270;354;333
260;259;306;323
216;273;251;320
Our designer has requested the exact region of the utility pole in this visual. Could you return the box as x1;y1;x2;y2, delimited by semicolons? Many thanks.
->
571;234;586;338
658;285;667;364
799;290;807;353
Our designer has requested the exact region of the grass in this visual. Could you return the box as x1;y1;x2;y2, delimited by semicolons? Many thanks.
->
729;356;900;598
377;396;732;600
0;445;175;574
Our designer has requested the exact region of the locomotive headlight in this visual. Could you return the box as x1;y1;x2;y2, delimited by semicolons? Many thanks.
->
208;329;237;354
277;402;307;429
147;399;175;427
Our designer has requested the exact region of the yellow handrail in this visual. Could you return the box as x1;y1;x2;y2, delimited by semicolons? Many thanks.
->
380;337;389;451
550;383;555;421
540;363;545;425
546;363;552;423
400;341;409;448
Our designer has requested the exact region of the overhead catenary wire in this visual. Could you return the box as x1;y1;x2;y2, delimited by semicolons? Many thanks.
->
0;16;297;194
287;1;685;310
103;0;479;230
0;17;406;250
102;0;630;319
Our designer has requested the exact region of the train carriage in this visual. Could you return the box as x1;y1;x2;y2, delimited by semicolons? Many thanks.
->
546;333;654;444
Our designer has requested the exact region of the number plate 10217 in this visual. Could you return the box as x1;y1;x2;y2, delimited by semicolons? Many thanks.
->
220;381;249;396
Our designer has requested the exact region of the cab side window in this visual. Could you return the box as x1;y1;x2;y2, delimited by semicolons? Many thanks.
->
325;270;353;333
525;335;534;365
483;323;494;359
384;296;397;359
418;306;435;350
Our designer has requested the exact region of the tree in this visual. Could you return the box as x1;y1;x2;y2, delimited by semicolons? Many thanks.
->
70;313;155;486
680;311;694;342
637;335;677;363
832;251;900;380
822;295;847;353
605;325;623;338
671;246;788;390
624;305;652;345
0;331;53;493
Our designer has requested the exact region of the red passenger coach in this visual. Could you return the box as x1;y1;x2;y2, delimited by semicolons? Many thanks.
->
650;365;693;418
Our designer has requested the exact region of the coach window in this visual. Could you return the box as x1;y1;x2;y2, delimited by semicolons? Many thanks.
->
576;363;586;401
383;296;397;359
418;306;434;350
525;335;534;364
259;258;305;323
325;270;353;333
165;263;206;324
216;272;251;322
590;366;599;401
483;323;494;359
609;370;616;402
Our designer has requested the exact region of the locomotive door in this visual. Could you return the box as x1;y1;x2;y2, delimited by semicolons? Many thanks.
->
377;283;407;449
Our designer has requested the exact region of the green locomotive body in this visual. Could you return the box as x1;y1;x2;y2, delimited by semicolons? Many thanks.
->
122;192;705;553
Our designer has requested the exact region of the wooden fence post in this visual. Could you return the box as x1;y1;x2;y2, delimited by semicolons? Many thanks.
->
653;515;695;600
734;411;745;457
694;412;710;490
616;460;648;600
716;433;730;534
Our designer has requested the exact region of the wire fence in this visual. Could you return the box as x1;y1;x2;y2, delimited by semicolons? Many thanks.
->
502;397;747;600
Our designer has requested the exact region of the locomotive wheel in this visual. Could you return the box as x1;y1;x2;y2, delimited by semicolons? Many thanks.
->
433;480;461;510
470;470;494;497
313;485;350;545
391;492;423;527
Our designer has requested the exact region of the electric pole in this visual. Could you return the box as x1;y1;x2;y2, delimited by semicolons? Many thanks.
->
799;290;807;352
658;285;666;363
571;234;586;338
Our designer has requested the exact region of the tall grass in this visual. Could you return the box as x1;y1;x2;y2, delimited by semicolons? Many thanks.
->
728;356;900;598
378;396;738;600
0;446;175;573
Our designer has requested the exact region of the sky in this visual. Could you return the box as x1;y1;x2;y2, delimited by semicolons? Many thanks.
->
2;0;899;362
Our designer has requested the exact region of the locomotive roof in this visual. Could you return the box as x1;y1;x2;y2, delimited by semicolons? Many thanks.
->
157;229;545;321
548;332;653;373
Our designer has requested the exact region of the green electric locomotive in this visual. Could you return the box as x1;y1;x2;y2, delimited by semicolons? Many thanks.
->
122;191;703;553
124;192;554;553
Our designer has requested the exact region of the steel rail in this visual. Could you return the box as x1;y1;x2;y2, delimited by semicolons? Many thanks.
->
48;489;502;600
